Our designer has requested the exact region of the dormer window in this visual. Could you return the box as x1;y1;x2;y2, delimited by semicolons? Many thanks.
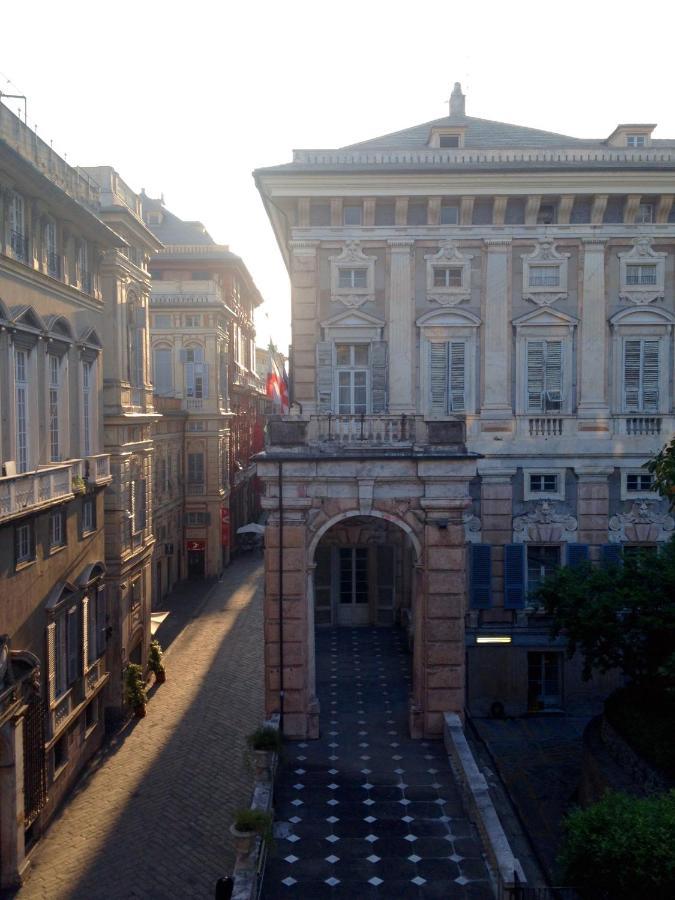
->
627;134;646;147
429;127;466;149
439;134;460;148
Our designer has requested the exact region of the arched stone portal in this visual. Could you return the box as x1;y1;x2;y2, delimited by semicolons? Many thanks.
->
259;453;476;740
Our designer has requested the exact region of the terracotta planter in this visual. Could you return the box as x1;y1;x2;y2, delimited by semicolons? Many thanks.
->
155;668;166;684
134;704;147;718
253;749;274;782
229;823;256;861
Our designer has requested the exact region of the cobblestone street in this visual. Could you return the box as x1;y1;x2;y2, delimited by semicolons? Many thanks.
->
17;555;264;900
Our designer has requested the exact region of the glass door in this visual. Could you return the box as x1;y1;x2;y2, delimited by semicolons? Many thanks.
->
337;547;369;625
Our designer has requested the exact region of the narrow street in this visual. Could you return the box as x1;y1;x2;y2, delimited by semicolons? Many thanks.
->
17;555;264;900
263;627;492;899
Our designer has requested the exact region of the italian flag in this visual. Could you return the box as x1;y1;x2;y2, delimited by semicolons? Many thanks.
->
266;343;289;413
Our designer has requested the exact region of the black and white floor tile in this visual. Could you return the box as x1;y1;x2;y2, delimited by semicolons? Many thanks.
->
261;627;492;899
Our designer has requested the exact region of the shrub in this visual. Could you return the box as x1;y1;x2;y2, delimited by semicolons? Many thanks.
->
123;663;147;708
233;808;272;837
559;791;675;899
246;726;282;752
148;640;164;675
605;685;675;781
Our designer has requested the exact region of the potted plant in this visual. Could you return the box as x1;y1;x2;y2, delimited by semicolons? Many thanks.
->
148;639;166;684
247;725;282;781
72;475;86;494
123;663;147;717
230;808;272;862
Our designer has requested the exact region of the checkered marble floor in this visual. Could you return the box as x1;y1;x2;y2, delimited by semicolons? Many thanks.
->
261;627;492;899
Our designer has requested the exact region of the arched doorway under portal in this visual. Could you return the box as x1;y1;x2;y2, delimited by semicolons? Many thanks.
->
307;512;423;738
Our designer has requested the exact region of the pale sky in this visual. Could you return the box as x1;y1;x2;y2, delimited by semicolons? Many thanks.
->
3;0;675;354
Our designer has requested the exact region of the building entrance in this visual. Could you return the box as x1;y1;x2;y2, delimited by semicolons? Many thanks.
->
187;546;205;579
315;539;399;627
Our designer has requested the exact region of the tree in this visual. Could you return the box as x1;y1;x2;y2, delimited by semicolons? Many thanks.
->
645;435;675;508
536;538;675;687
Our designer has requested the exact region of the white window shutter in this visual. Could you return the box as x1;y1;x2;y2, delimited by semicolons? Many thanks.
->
449;342;466;412
623;340;642;410
544;340;563;408
527;341;545;411
82;596;89;670
316;341;334;412
642;340;659;411
430;342;449;415
47;621;56;705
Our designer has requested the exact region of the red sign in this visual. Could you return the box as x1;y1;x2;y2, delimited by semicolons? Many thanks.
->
221;507;230;547
186;540;206;551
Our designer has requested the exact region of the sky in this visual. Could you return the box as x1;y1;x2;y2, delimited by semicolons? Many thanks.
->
3;0;675;354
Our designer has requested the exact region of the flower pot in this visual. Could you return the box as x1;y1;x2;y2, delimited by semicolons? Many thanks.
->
155;668;166;684
134;704;147;718
229;823;256;862
253;749;274;782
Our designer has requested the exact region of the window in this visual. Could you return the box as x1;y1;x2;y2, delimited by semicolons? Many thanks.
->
53;734;68;773
339;548;368;605
627;134;646;147
626;473;653;493
53;602;80;699
625;264;657;285
343;205;362;226
623;339;659;412
77;241;91;292
440;202;459;225
82;498;95;535
87;586;107;664
9;192;27;260
335;344;369;415
183;347;207;400
187;453;205;486
131;478;147;534
526;340;562;412
152;347;173;395
537;204;556;225
310;202;331;227
527;545;560;594
528;652;562;712
374;202;395;226
153;314;172;328
49;354;61;461
433;266;463;288
636;203;654;225
185;315;201;327
429;342;465;414
185;510;209;526
82;360;93;456
338;267;368;289
407;201;427;226
528;265;560;288
50;510;65;550
439;134;460;148
16;522;34;565
15;347;30;472
45;221;59;277
530;473;558;493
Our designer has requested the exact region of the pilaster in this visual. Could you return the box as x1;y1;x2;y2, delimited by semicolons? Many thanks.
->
478;469;516;610
481;239;512;418
289;241;319;412
387;240;415;413
578;239;610;427
575;466;612;554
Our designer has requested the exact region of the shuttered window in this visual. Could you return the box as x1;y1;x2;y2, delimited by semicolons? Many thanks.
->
470;544;492;609
429;341;466;414
527;340;562;412
504;544;525;609
153;347;173;395
623;339;659;412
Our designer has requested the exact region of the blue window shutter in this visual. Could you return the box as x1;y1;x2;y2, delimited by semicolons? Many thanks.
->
470;544;492;609
567;544;589;568
504;544;525;609
601;544;622;567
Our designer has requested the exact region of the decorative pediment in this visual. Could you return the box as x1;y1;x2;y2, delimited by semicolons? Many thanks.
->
10;304;46;332
44;314;75;341
608;501;674;544
45;581;78;611
329;241;376;308
618;237;666;305
425;241;473;306
416;307;481;329
513;306;578;331
78;326;103;349
521;240;570;306
609;305;675;330
321;307;384;341
0;298;10;322
513;500;578;543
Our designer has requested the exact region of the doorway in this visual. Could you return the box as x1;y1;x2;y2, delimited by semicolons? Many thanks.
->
187;548;205;579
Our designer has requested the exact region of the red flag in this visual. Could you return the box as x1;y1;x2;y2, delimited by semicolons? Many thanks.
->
266;348;289;413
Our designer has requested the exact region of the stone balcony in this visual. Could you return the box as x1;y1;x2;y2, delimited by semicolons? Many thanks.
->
0;460;84;524
265;414;466;456
85;453;112;486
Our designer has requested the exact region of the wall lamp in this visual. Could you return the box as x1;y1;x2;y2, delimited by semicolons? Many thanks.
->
476;636;512;644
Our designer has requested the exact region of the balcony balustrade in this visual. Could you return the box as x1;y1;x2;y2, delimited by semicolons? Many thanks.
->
0;461;79;523
622;416;662;436
85;453;112;485
528;417;564;437
313;413;417;444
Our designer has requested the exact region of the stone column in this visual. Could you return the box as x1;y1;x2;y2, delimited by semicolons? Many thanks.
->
387;240;415;413
576;467;612;558
481;239;512;419
289;241;319;413
578;239;610;429
0;715;26;889
478;470;516;613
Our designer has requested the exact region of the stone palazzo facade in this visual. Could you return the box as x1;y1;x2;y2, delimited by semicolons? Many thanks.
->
255;84;675;738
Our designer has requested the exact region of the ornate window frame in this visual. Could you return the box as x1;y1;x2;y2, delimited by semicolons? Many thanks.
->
620;468;659;501
521;239;569;306
609;306;674;414
329;241;376;308
424;241;473;307
524;469;566;501
618;237;666;305
513;307;578;415
417;307;480;416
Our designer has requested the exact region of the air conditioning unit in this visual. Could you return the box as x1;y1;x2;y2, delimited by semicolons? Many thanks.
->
2;460;17;477
165;543;174;555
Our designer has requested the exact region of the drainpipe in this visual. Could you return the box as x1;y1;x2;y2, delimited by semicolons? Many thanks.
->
278;461;285;730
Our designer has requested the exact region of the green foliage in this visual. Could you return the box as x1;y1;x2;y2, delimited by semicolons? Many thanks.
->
147;640;164;675
645;436;675;509
123;663;147;708
605;685;675;780
535;536;675;686
246;726;282;752
559;791;675;899
233;808;272;839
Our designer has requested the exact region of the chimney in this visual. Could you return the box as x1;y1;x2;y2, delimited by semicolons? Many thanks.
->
449;82;466;117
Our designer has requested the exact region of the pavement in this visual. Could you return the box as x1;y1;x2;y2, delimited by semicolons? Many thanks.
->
262;627;492;899
16;554;265;900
